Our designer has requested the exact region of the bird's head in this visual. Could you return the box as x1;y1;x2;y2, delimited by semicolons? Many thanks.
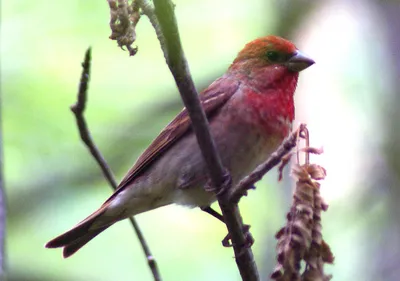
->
228;35;314;74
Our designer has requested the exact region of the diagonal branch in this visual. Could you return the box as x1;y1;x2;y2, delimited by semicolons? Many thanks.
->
70;47;161;281
141;0;259;280
152;0;227;183
229;124;304;204
70;48;117;189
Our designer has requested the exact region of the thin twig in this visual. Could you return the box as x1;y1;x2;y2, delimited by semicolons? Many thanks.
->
145;1;259;280
229;124;306;204
136;0;164;47
70;48;117;189
70;47;161;281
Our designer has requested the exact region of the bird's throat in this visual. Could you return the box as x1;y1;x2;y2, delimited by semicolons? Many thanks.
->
243;69;299;138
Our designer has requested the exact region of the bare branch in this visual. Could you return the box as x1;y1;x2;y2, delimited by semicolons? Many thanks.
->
136;0;164;47
139;0;259;280
152;0;226;182
71;47;161;281
70;48;117;189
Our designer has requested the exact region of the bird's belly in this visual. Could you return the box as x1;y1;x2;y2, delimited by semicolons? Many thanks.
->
115;116;286;216
169;119;284;207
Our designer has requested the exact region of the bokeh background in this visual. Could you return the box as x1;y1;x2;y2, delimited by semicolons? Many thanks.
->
2;0;400;280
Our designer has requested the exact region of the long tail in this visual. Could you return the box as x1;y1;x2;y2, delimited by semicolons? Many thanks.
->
45;207;114;258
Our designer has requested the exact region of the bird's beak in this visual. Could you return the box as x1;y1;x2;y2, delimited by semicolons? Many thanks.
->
286;51;315;72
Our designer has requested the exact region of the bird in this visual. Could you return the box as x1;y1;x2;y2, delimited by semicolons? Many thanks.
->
46;35;314;258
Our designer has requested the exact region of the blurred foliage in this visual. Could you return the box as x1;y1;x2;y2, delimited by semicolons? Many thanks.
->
2;0;400;281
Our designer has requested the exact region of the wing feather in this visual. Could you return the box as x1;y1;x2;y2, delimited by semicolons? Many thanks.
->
104;78;240;203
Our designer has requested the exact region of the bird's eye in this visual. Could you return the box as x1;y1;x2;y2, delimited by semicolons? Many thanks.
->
266;51;280;62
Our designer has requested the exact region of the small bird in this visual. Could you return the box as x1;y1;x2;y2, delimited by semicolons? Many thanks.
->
46;35;314;258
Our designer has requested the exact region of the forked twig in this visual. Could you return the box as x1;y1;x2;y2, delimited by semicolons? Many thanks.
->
229;124;306;204
70;47;161;281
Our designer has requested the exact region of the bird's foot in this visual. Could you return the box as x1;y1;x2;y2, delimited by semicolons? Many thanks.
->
221;224;254;249
204;169;232;196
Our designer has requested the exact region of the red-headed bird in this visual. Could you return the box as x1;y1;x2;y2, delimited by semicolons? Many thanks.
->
46;35;314;258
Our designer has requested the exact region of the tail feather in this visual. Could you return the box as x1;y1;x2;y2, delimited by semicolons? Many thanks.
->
45;207;113;257
62;225;110;258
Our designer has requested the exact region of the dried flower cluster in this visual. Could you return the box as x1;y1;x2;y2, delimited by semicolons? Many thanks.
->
108;0;140;55
271;147;334;280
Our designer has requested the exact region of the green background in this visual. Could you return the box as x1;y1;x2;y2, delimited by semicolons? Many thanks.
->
2;0;400;280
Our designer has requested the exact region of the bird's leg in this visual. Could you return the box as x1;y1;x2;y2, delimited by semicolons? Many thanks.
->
201;206;225;223
200;206;254;248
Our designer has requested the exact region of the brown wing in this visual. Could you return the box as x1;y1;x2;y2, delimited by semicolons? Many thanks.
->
104;77;240;203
